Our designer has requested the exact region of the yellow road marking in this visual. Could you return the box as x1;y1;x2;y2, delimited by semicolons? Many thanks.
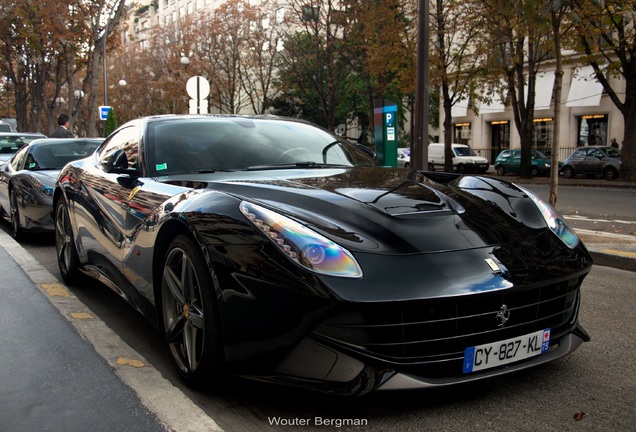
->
70;312;94;319
116;357;146;368
40;283;69;297
601;249;636;258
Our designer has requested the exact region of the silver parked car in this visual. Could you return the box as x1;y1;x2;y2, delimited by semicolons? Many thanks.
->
0;132;47;162
0;137;102;240
561;146;621;180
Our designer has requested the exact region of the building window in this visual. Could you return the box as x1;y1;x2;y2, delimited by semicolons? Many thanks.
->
302;5;319;22
532;117;553;152
452;123;472;145
577;114;608;147
275;7;286;23
489;120;511;164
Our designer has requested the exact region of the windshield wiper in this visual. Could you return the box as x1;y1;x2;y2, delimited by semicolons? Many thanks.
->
246;161;346;171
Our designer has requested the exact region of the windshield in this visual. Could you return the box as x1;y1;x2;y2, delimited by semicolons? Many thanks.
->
532;150;548;159
453;146;477;157
149;118;378;176
26;140;101;170
604;147;621;157
0;134;43;155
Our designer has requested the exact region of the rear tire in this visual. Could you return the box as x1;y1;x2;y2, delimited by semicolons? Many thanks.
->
161;235;223;388
55;199;85;285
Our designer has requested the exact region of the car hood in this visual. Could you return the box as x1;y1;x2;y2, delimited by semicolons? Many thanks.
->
178;167;550;254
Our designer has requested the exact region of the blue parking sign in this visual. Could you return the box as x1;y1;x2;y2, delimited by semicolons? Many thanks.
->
99;105;111;121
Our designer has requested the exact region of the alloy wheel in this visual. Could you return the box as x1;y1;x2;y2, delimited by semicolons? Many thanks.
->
162;247;206;376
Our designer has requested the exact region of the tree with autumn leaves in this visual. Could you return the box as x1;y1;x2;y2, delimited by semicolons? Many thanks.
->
2;0;636;181
567;0;636;181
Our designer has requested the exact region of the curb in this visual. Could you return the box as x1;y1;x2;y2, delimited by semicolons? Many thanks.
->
588;249;636;273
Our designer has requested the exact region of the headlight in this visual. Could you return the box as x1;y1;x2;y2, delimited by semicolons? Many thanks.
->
517;186;579;248
240;201;363;278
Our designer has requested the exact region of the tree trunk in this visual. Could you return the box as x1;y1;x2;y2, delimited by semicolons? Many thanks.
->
549;10;562;207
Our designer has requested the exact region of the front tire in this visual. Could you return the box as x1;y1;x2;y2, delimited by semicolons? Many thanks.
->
531;166;539;177
604;166;618;180
161;235;223;387
496;165;505;176
55;199;85;285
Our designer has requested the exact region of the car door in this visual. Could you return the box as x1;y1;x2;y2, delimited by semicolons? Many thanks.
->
69;125;141;285
0;145;28;215
580;148;603;174
509;150;521;172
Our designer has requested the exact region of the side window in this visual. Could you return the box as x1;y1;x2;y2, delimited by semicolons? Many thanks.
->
589;149;603;157
98;126;140;170
10;146;29;170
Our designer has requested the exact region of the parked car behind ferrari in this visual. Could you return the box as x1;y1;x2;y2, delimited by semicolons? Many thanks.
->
560;146;621;180
0;132;47;162
53;114;592;395
0;137;102;240
494;149;552;177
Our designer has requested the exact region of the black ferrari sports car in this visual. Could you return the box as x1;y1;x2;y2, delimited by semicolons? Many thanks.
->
53;115;592;395
0;137;102;240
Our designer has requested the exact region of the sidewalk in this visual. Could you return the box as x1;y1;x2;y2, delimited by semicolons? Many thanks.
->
0;242;169;432
0;229;223;432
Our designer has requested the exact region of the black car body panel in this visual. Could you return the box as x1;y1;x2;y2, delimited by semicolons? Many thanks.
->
54;115;592;395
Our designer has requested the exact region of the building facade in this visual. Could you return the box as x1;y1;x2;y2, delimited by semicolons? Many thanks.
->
447;62;624;164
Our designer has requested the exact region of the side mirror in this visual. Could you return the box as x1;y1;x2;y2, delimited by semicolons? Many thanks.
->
103;149;138;175
356;144;377;159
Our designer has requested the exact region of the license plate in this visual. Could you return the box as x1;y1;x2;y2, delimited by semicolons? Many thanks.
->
463;328;551;373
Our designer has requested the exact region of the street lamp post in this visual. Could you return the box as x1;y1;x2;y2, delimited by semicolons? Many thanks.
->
103;27;108;106
118;79;127;122
73;90;84;134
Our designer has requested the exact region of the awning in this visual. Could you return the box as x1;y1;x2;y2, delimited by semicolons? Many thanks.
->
451;98;468;118
530;71;555;110
480;80;507;114
566;66;603;107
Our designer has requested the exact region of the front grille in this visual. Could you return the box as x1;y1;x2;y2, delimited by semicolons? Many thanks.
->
314;276;583;377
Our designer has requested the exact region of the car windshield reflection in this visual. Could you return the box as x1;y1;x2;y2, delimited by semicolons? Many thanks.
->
149;118;376;176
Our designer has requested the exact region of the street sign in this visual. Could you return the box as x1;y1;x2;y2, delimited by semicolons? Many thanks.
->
99;105;112;121
186;76;210;114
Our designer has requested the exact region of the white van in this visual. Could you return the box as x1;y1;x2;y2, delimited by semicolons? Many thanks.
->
428;143;489;174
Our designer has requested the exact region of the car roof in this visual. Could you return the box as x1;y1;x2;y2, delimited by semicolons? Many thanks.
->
27;137;103;147
0;132;46;138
